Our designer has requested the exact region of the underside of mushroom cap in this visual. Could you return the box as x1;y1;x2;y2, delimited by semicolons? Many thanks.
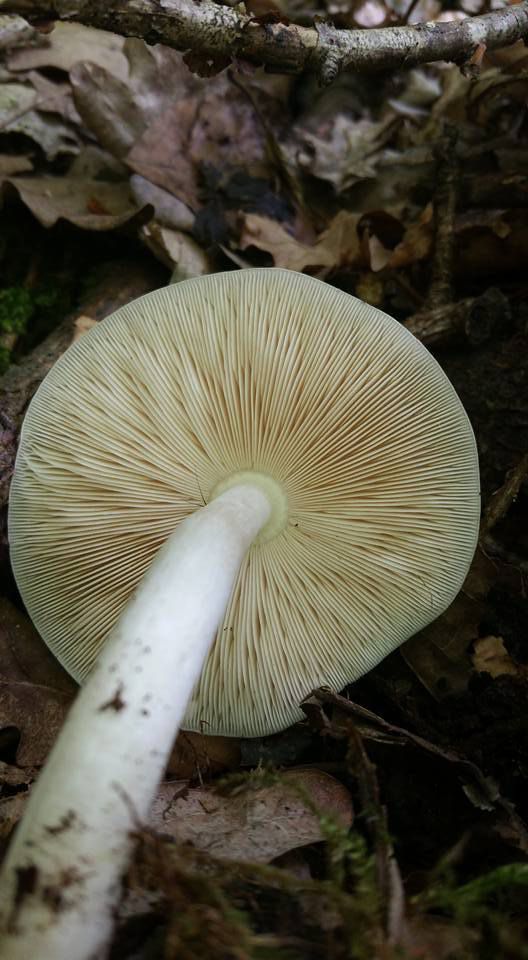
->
9;269;480;737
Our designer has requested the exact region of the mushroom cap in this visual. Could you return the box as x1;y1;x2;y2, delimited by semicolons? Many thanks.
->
9;269;479;737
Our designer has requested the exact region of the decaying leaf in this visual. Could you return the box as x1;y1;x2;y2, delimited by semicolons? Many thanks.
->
0;793;29;841
167;730;241;780
7;22;127;79
0;81;36;130
71;40;200;162
0;154;32;176
291;113;400;193
0;597;76;694
141;222;211;278
130;175;194;232
3;110;81;161
240;210;361;272
472;636;528;681
0;15;43;52
3;174;151;230
151;769;353;863
0;679;73;766
127;72;275;211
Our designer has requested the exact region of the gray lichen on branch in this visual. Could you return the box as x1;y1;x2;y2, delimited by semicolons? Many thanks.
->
1;0;528;83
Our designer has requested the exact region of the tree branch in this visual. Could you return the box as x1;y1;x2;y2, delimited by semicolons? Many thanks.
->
1;0;527;83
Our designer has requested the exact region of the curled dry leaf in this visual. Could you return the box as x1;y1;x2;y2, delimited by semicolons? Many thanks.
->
240;210;361;272
291;113;400;193
151;769;353;863
141;223;211;279
130;175;194;232
2;174;151;230
71;40;200;162
3;110;81;162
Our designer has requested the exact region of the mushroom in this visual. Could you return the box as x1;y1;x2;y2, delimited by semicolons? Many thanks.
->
1;268;479;960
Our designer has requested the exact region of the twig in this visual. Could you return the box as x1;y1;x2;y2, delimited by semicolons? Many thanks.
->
1;1;528;84
426;128;459;310
405;287;510;347
303;689;528;855
481;452;528;537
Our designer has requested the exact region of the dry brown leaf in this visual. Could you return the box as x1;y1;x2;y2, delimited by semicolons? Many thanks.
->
292;113;400;193
28;71;82;127
7;22;127;79
141;223;211;278
0;794;28;841
0;154;32;176
0;81;36;129
167;731;241;780
401;591;484;699
388;204;434;269
72;315;98;342
4;110;81;161
151;769;353;863
130;176;194;232
71;41;199;163
0;679;73;766
0;597;76;694
127;73;274;211
472;636;528;680
3;174;151;230
240;210;361;272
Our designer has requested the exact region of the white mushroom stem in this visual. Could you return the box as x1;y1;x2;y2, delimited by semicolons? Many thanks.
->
0;484;271;960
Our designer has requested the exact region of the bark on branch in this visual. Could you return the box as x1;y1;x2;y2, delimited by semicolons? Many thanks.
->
1;0;528;83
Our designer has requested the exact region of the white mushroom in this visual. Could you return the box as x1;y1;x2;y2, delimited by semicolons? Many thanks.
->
0;268;480;960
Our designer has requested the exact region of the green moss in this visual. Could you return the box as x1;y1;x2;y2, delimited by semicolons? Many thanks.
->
0;286;34;335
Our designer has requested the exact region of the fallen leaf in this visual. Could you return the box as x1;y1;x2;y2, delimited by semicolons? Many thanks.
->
0;794;28;841
0;15;43;52
3;174;151;230
401;585;484;700
151;769;353;863
72;315;97;342
0;678;73;766
7;22;128;79
291;113;400;193
0;597;76;694
71;40;199;161
0;81;36;130
141;223;211;278
130;175;194;232
240;210;361;272
167;730;241;780
472;636;527;680
0;154;32;176
127;73;275;211
4;110;81;161
28;71;82;126
389;204;434;269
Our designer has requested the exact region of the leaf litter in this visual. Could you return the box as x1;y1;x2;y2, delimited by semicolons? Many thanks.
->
0;6;528;958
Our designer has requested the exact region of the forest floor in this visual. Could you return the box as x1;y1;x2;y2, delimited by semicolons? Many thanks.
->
0;3;527;958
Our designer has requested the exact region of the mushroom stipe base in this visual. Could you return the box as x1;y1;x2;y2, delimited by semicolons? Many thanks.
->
211;471;288;544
